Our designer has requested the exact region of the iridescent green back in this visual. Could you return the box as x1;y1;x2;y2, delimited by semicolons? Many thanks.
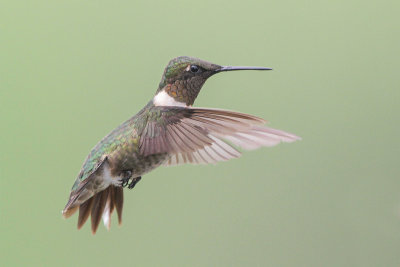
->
70;103;151;191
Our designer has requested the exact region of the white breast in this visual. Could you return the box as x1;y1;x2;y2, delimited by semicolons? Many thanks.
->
153;90;187;107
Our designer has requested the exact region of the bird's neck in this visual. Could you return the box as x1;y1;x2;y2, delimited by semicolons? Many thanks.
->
153;88;188;107
153;81;202;107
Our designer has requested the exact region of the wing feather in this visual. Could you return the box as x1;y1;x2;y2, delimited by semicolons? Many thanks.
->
139;106;300;166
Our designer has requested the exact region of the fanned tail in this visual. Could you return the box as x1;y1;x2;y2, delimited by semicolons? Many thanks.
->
63;185;124;234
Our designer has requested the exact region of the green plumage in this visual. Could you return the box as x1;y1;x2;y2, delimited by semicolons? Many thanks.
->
71;102;166;191
63;56;297;234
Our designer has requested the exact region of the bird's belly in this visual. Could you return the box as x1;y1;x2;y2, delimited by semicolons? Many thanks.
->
131;153;169;176
108;147;168;177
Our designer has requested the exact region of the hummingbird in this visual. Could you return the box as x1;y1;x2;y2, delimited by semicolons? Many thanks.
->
62;56;300;234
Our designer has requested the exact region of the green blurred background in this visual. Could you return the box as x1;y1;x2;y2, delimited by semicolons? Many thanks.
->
1;0;399;266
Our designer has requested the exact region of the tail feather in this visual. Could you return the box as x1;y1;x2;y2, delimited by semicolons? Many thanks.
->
62;205;78;219
90;189;108;234
113;186;124;225
100;186;124;230
109;186;115;215
62;185;124;234
102;187;117;230
77;197;94;229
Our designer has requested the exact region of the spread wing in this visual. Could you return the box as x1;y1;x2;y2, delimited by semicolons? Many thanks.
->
139;107;300;166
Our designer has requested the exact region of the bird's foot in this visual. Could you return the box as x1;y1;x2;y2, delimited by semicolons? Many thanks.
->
128;176;141;189
120;170;132;188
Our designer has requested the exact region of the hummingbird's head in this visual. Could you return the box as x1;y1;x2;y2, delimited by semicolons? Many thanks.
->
153;56;271;107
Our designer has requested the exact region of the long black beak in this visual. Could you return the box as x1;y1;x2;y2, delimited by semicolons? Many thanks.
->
216;66;272;72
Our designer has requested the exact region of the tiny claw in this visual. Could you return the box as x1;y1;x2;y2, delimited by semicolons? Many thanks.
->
120;170;133;188
121;178;129;188
128;176;141;189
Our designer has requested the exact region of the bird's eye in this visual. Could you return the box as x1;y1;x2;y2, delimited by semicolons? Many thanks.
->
190;65;199;73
